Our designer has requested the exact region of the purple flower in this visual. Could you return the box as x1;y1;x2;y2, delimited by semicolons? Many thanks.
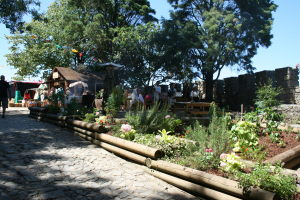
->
294;175;297;178
269;170;272;172
298;184;300;188
259;178;262;181
282;162;285;166
165;115;171;119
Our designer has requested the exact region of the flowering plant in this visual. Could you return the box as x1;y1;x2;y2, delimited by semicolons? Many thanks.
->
235;162;297;200
120;123;136;141
161;113;182;133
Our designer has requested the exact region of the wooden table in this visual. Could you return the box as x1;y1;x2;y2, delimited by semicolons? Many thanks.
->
173;102;215;117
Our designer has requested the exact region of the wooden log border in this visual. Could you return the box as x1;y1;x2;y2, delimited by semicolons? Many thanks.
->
28;107;296;199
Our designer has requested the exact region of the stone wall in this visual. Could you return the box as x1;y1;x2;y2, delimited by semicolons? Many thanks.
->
274;104;300;123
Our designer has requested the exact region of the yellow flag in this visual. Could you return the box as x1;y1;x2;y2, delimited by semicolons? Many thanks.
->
1;66;4;68
98;59;102;63
72;49;78;53
29;79;30;81
32;35;37;39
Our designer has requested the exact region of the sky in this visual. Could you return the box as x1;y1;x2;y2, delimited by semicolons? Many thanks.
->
0;0;299;82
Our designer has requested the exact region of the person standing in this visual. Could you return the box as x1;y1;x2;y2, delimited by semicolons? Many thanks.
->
153;81;161;103
24;89;31;107
190;84;200;102
0;75;12;118
168;83;177;105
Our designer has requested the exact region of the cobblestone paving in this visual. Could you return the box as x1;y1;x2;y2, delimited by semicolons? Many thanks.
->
0;108;202;200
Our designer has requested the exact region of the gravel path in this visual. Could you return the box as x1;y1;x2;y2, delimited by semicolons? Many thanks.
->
0;107;202;200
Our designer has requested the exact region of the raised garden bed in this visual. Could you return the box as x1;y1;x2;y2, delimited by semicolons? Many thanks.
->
28;106;300;199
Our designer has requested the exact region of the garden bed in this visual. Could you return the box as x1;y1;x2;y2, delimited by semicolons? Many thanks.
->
28;106;300;199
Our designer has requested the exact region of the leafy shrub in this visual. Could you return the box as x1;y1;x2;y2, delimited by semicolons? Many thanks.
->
229;121;260;152
235;162;298;200
125;102;170;134
173;103;232;171
104;86;126;117
255;79;282;109
219;153;245;172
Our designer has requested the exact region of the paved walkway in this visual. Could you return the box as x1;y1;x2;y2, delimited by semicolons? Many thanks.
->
0;108;201;200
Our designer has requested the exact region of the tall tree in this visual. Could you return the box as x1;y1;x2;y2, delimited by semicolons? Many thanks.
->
162;0;277;101
0;0;41;32
112;22;164;87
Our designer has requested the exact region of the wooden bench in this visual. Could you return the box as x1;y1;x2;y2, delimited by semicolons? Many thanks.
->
190;111;224;117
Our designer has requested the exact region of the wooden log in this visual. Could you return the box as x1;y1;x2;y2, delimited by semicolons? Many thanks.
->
73;131;146;165
67;119;106;132
265;145;300;165
66;115;84;120
28;107;47;112
146;159;278;200
28;114;44;121
283;156;300;169
44;118;65;127
45;114;67;121
141;166;241;200
30;111;47;117
66;125;95;138
95;133;161;159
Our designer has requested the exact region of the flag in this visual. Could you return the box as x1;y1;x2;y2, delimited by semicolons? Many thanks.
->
79;53;82;57
5;24;10;28
56;44;61;49
93;57;96;60
72;49;78;53
1;66;4;68
20;30;24;34
98;59;102;63
32;35;37;39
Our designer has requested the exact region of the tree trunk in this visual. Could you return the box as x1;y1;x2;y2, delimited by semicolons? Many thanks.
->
205;71;214;102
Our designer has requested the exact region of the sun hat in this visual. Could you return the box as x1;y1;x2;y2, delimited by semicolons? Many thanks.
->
193;84;197;88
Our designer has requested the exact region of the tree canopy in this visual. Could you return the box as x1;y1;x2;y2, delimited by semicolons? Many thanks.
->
0;0;41;32
5;0;157;80
160;0;277;100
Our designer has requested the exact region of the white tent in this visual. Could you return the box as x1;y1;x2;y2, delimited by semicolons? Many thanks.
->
69;81;88;88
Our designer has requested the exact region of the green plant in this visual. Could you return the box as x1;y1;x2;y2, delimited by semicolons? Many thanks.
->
255;79;283;109
278;139;286;148
242;143;268;162
161;114;183;133
125;101;170;134
120;129;136;141
219;153;245;173
235;162;297;200
83;113;95;123
295;134;300;141
104;86;126;117
229;121;260;152
243;110;260;123
292;117;299;124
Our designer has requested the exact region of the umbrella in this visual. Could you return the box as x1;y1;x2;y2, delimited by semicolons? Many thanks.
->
69;81;88;88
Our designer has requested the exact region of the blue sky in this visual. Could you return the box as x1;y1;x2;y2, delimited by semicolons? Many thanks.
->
0;0;299;82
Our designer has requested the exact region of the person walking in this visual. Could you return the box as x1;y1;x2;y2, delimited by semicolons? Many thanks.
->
190;84;200;102
0;75;12;118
